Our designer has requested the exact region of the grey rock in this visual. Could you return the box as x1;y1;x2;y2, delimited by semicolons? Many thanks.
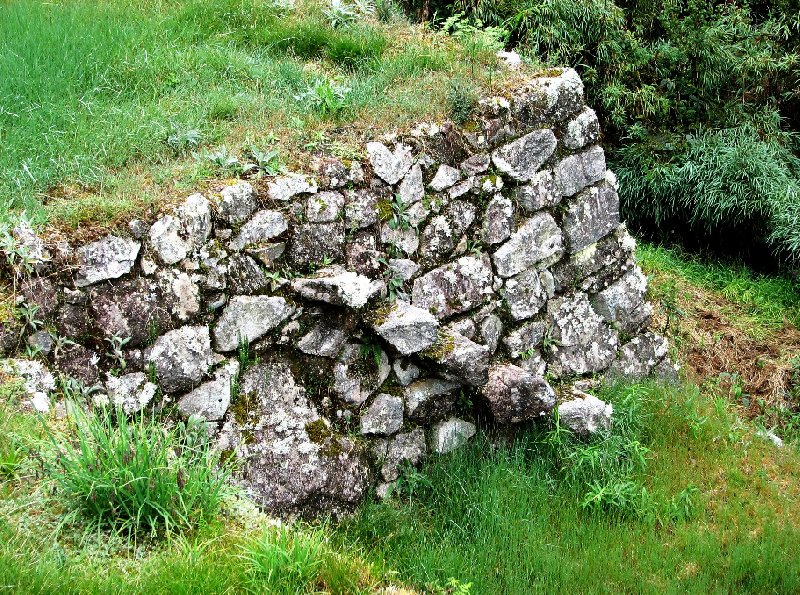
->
54;343;100;385
431;418;476;454
491;129;557;181
493;213;564;278
563;107;600;150
177;360;239;422
393;358;420;386
558;393;613;437
372;300;439;355
609;332;669;380
226;254;270;294
345;234;383;277
380;223;419;256
333;343;391;406
448;177;476;199
177;193;212;247
554;146;606;197
481;195;514;245
412;256;493;319
461;154;490;175
156;269;200;322
215;362;369;516
20;276;58;319
289;222;345;266
215;181;258;225
311;156;349;189
1;358;56;413
106;372;158;415
213;295;295;352
266;173;318;201
478;314;503;353
427;331;490;387
482;364;556;424
27;330;53;356
360;393;404;436
75;236;140;287
149;215;191;265
344;188;381;230
446;318;476;340
419;215;455;263
756;429;784;449
298;318;350;358
512;68;584;124
145;325;214;393
545;294;619;376
292;266;383;309
305;191;344;223
513;169;560;213
382;428;427;481
12;220;50;270
429;164;461;191
590;267;652;334
562;182;620;253
398;164;424;204
503;321;546;358
405;378;460;421
387;258;419;281
230;210;288;251
247;242;285;268
518;352;547;376
551;224;636;293
366;142;413;185
503;269;554;321
127;219;147;239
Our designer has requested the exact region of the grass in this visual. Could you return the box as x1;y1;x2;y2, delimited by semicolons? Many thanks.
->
0;0;514;233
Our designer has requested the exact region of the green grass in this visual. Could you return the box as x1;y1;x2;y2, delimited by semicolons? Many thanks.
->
0;0;507;231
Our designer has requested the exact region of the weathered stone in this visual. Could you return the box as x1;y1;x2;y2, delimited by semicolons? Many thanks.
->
177;193;212;247
393;358;420;386
292;266;383;309
387;258;419;281
398;164;424;204
491;129;557;182
247;242;285;268
380;223;419;256
512;68;584;124
344;188;381;230
145;325;214;393
54;302;93;339
381;428;427;481
345;233;383;277
426;331;490;387
226;254;270;294
75;236;140;287
216;362;369;516
311;156;349;189
518;352;547;376
563;107;600;150
289;223;345;266
177;360;239;422
590;267;652;334
461;154;490;175
215;181;257;225
298;317;351;358
54;343;99;385
12;220;49;270
447;318;476;340
493;213;563;278
20;277;58;319
306;191;344;223
405;378;460;421
478;313;503;353
106;372;158;415
609;332;669;380
27;331;53;356
554;146;606;197
266;173;318;201
429;164;461;191
156;269;200;322
482;364;556;424
558;393;612;437
372;300;439;355
503;321;546;358
431;418;476;454
229;210;288;251
213;295;295;352
545;294;619;376
148;215;190;265
513;169;560;213
412;256;493;319
333;343;391;406
481;195;514;245
360;393;404;436
1;358;56;413
503;269;554;321
551;224;636;293
367;142;413;185
562;183;620;253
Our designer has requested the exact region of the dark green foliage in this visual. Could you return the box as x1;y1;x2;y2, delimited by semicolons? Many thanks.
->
446;79;478;125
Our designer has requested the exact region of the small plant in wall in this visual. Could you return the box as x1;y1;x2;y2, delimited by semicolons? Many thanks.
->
387;194;411;231
104;334;131;374
377;257;407;302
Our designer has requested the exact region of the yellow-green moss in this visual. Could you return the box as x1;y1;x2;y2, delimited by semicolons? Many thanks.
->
421;331;457;361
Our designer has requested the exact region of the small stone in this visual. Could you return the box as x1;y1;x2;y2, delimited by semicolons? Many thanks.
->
482;364;556;424
226;254;270;294
504;321;546;358
297;318;351;358
128;219;149;239
266;173;318;201
106;372;158;415
144;326;214;394
393;358;420;386
367;142;413;185
426;331;490;387
398;164;424;204
360;393;404;436
292;266;383;308
54;343;100;385
493;213;563;278
481;195;514;245
431;418;476;454
148;215;191;265
609;332;669;380
461;154;490;175
563;107;600;150
491;129;557;181
311;156;349;188
75;236;140;287
429;164;461;191
372;300;439;355
305;191;344;223
215;181;258;225
229;210;288;251
512;68;584;124
502;269;554;321
412;256;493;319
247;242;285;268
27;331;53;356
344;188;381;230
380;223;419;256
177;193;212;247
404;378;460;421
496;50;523;69
513;170;560;212
333;343;390;406
1;358;56;412
558;393;613;437
213;295;295;352
387;258;419;281
382;428;427;481
447;318;476;340
177;360;239;422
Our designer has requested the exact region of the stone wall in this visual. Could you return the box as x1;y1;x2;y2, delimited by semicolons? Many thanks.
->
0;68;673;517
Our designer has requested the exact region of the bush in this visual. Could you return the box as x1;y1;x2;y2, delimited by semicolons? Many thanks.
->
47;405;231;535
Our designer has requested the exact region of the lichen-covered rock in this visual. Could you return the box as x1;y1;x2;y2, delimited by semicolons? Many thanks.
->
306;191;345;223
213;295;295;352
590;267;652;334
229;210;288;251
292;266;383;309
512;68;584;124
398;164;424;204
461;154;490;175
289;223;345;266
381;428;427;481
405;378;460;421
177;360;239;422
609;332;669;379
545;294;619;376
558;393;612;437
380;222;419;256
297;317;351;358
563;107;600;150
54;343;100;385
266;173;318;201
367;142;413;185
493;213;563;278
503;320;546;358
247;242;285;268
481;195;514;245
27;331;53;356
562;182;620;253
149;215;191;265
429;164;461;191
478;313;503;353
344;188;381;230
513;169;559;213
551;224;636;293
333;343;391;405
431;418;476;454
215;181;258;225
372;300;439;355
1;358;56;413
426;330;490;387
393;358;421;386
554;146;606;197
360;393;404;436
491;129;557;181
106;372;158;415
387;258;419;281
412;256;493;319
216;362;369;516
226;254;270;294
482;364;556;424
75;236;140;287
12;220;50;270
20;277;58;320
145;325;214;393
177;193;212;247
502;269;554;321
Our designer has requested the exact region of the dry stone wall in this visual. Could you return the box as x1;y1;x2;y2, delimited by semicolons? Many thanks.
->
0;68;674;517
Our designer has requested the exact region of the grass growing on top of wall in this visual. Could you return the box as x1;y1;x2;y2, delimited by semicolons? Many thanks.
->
0;0;511;232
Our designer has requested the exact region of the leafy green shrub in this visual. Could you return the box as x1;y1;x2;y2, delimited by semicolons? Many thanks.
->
47;405;231;535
